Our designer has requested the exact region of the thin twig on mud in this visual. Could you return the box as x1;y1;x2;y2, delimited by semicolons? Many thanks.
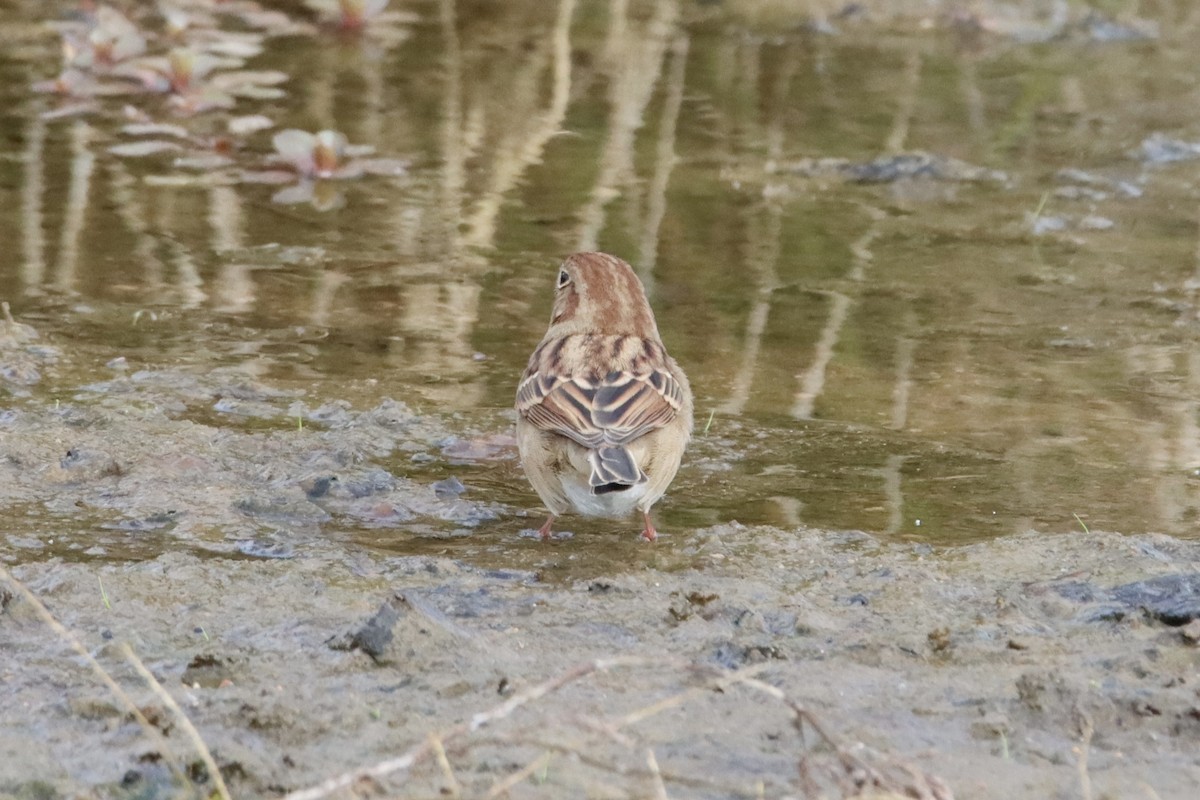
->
473;733;760;798
428;732;461;797
118;642;232;800
610;662;774;730
1076;713;1094;800
397;591;480;644
0;567;200;797
732;674;839;745
646;748;670;800
283;656;683;800
578;715;637;748
483;751;552;799
287;655;954;800
735;673;953;800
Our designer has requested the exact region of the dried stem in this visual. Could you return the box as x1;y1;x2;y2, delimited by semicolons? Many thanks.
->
284;656;678;800
477;732;758;797
428;732;461;797
1077;714;1094;800
647;748;670;800
118;642;232;800
287;655;952;800
0;567;194;793
484;751;551;798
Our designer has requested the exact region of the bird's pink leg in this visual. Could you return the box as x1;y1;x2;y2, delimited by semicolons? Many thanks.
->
537;514;555;540
640;512;657;542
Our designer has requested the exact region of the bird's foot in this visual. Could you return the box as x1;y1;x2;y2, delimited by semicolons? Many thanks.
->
537;515;556;541
640;512;657;542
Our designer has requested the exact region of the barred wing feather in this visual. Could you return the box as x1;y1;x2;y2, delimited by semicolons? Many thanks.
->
517;367;682;448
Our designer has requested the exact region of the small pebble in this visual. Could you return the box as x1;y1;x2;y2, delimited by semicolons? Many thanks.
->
432;476;467;498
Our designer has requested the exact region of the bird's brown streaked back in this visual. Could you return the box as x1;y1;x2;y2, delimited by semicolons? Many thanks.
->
516;335;686;448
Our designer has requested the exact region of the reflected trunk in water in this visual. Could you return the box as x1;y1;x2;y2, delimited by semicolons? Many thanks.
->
1;0;1199;550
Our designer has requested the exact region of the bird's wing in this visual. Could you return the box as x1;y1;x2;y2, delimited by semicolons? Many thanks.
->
516;345;683;448
589;368;684;443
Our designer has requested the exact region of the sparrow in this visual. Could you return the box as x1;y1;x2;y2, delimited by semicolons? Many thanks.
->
515;252;693;541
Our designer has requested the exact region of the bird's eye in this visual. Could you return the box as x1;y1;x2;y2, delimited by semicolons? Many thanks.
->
557;270;571;288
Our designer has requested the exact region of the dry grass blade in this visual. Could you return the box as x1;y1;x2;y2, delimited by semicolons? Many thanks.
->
610;662;772;731
286;655;953;800
646;747;669;800
428;732;461;797
473;733;761;798
285;656;676;800
1077;713;1094;800
118;642;232;800
484;751;552;799
0;567;199;797
734;673;953;800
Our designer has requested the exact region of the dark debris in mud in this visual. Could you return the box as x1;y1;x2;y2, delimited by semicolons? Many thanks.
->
1;365;508;560
329;595;400;660
5;530;1200;798
1050;572;1200;626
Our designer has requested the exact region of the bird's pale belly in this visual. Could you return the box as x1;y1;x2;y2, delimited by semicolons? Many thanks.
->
562;476;647;518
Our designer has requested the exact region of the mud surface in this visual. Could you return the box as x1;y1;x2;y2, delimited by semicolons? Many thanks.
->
3;367;1200;798
5;0;1200;797
5;524;1200;798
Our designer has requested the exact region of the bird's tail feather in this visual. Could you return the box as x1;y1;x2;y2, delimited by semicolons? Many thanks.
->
588;446;645;494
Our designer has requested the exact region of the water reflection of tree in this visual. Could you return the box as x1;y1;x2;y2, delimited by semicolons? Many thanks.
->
9;0;1200;536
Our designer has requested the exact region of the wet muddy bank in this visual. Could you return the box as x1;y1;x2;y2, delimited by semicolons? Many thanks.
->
4;525;1200;798
5;0;1200;796
3;349;1200;798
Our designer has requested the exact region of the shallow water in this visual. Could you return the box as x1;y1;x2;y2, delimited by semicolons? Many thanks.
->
8;6;1200;800
3;0;1200;563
